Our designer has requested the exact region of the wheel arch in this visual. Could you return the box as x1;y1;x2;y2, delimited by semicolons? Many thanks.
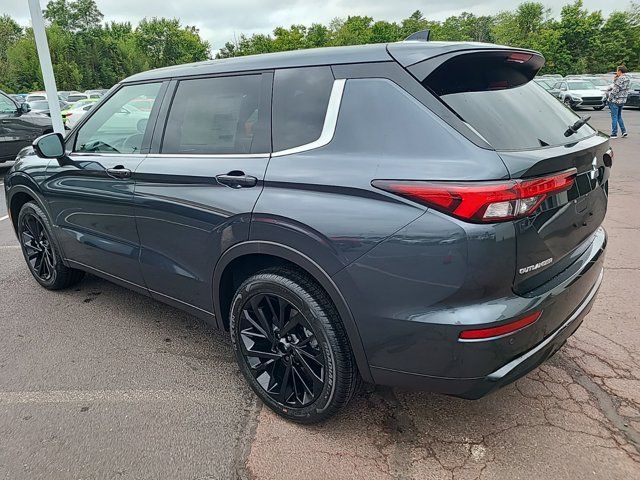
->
7;183;46;234
213;241;373;382
7;182;68;262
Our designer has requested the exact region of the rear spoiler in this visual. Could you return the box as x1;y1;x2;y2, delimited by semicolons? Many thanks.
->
388;44;545;96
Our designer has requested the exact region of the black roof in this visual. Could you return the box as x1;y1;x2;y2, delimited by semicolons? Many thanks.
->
123;41;527;83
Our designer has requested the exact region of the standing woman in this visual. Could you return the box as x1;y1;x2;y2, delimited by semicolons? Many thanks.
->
608;65;630;138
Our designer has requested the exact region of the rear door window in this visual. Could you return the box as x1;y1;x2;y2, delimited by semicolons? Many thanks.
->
161;74;266;155
272;66;334;151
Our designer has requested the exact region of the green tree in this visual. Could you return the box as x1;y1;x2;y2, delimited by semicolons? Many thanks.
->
44;0;103;32
330;16;374;45
135;18;210;68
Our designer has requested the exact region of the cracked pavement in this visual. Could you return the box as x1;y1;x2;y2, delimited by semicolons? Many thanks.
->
0;111;639;479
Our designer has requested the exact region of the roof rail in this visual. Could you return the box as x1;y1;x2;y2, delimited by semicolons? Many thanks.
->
404;30;431;42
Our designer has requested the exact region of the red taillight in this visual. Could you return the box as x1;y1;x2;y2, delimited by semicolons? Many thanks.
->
459;311;542;341
372;168;576;223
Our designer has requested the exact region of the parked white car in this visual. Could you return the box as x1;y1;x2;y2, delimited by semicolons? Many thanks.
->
551;80;606;110
64;103;95;129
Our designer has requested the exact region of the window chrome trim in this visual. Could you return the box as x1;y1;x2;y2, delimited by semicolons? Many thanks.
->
146;153;270;159
69;152;147;158
271;78;346;157
68;78;346;159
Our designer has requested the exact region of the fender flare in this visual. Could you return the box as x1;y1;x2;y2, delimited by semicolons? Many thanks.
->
213;240;373;382
6;180;69;263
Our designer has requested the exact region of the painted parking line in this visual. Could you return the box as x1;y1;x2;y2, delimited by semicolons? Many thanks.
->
0;389;221;405
0;215;8;222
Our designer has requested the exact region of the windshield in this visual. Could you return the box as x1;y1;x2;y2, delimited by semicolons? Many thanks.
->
586;78;608;86
567;81;596;90
29;101;49;109
441;81;596;150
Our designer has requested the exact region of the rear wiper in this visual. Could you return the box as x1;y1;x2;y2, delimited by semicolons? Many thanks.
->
564;116;591;137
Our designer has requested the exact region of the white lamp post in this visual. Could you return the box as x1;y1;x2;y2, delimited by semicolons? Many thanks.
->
27;0;65;134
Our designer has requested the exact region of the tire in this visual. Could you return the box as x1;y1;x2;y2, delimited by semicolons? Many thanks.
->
229;267;360;423
563;97;574;110
17;202;84;290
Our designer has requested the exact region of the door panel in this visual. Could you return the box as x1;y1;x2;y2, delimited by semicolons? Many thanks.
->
45;81;166;287
45;154;146;285
134;72;272;313
134;156;269;311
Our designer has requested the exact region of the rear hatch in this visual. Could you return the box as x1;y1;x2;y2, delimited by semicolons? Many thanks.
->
392;46;611;293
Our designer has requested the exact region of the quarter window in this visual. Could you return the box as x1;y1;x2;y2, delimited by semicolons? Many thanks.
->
272;66;334;152
74;82;161;154
162;75;264;155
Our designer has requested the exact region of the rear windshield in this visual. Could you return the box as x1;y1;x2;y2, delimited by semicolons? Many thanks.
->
441;82;596;150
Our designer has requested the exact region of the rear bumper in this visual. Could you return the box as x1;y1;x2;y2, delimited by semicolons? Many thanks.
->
363;226;606;397
370;267;602;398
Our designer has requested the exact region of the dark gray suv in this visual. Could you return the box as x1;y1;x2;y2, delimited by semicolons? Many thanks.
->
4;41;609;423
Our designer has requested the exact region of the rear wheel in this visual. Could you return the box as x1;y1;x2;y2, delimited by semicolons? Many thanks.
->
229;268;359;423
17;202;84;290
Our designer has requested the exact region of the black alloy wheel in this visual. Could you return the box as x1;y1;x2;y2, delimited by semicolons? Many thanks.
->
238;293;326;407
230;268;360;423
17;202;84;290
20;211;55;282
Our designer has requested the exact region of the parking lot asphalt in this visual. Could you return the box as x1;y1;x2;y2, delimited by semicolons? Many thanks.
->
1;109;639;479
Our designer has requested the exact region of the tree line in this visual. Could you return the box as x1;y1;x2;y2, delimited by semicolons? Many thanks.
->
217;1;640;74
1;0;639;94
0;0;210;93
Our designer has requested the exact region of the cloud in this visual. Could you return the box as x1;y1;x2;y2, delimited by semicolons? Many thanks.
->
3;0;630;51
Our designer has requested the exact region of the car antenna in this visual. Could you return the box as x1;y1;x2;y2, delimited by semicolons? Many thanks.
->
404;30;431;42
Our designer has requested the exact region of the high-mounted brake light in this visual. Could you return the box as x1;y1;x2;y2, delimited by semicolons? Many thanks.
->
372;169;576;223
459;311;542;341
506;52;533;64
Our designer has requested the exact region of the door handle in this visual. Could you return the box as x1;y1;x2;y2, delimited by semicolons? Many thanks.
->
215;172;258;188
106;166;132;179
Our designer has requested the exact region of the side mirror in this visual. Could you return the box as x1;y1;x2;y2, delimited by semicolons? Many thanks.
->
19;103;31;114
33;132;65;159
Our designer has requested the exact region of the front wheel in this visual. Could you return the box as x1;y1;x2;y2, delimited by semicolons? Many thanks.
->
229;268;360;423
563;97;575;110
17;202;84;290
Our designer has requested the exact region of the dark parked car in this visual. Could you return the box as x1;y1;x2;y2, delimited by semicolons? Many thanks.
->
625;82;640;108
4;41;609;423
0;90;53;163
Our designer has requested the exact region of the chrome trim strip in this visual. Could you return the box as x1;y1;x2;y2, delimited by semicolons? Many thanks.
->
487;267;604;380
146;153;270;159
66;259;146;289
148;288;215;317
271;78;346;157
66;259;216;317
69;152;147;158
68;78;346;160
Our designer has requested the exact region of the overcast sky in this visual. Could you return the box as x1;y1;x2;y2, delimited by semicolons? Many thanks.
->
3;0;633;51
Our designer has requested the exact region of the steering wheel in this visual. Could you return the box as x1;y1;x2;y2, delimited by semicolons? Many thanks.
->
116;118;148;153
